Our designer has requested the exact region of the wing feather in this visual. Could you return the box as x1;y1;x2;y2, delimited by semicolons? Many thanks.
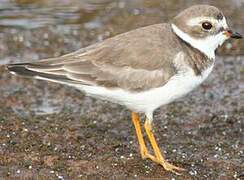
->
7;23;180;91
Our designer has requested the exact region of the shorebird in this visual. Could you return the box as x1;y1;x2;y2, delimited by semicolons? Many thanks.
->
7;5;242;174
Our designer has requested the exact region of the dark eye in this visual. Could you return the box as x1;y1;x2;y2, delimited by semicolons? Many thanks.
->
202;22;212;30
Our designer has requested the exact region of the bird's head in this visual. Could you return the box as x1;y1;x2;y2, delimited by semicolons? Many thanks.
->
171;5;242;59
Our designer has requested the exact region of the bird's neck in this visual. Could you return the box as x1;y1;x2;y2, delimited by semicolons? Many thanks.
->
171;24;220;60
171;24;215;75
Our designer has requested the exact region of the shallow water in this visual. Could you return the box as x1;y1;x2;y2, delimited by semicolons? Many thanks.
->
0;0;243;29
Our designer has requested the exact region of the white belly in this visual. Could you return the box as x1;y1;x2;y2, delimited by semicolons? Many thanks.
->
77;64;214;113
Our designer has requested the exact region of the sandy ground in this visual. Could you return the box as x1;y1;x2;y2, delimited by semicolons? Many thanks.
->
0;0;243;179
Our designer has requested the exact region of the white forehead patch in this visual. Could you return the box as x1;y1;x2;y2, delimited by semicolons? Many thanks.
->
187;16;228;29
220;17;228;29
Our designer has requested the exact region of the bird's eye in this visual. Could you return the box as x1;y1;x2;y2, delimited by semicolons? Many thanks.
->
202;22;212;30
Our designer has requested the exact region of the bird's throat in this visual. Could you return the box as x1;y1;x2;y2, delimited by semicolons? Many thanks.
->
171;24;220;60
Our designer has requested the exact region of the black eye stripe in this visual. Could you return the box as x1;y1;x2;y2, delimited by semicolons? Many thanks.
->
217;27;225;33
217;13;224;20
219;27;224;31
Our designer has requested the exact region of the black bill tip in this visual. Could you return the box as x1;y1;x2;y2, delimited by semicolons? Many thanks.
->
230;31;242;39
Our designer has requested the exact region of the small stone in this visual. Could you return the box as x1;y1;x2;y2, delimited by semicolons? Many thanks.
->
226;43;232;49
118;2;125;8
57;175;64;180
113;163;117;166
43;33;49;39
214;154;218;158
133;9;140;15
189;170;197;176
18;36;24;42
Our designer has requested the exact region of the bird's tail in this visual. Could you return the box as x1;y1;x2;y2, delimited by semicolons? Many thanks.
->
7;62;78;85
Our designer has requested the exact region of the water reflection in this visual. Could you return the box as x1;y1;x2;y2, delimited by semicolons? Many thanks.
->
0;0;114;29
0;0;243;29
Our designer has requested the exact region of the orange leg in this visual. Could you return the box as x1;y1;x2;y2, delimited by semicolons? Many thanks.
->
144;119;186;175
131;112;156;161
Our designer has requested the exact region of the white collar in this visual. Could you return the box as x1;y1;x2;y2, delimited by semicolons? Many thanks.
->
171;24;227;59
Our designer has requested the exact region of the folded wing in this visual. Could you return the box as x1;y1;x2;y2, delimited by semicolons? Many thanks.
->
7;24;178;91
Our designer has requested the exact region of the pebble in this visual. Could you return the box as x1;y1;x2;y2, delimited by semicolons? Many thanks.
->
43;33;49;39
214;154;218;158
113;163;117;166
189;170;197;176
133;9;140;15
118;1;125;9
226;43;232;49
57;175;64;180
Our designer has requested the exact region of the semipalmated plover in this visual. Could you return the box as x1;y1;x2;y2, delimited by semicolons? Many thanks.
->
7;5;242;174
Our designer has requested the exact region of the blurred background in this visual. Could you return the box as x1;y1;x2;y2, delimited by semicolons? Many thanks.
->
0;0;243;179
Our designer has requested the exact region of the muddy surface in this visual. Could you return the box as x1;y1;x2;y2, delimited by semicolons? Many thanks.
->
0;0;243;179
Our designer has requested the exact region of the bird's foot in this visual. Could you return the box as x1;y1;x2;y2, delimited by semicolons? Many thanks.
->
158;160;186;175
141;149;157;161
143;153;186;175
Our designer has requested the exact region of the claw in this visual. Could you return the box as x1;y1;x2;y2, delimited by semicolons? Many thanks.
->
160;161;186;175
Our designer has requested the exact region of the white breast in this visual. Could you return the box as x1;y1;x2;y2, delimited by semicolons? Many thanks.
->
77;63;214;114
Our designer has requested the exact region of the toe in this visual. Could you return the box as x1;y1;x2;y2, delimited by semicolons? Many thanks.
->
160;161;186;175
